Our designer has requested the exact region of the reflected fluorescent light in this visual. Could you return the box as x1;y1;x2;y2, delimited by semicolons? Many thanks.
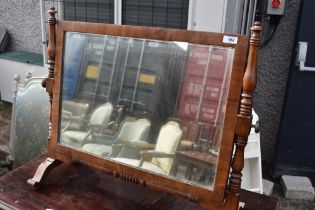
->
174;42;188;51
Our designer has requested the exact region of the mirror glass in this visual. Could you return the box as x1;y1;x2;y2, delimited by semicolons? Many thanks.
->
59;32;234;189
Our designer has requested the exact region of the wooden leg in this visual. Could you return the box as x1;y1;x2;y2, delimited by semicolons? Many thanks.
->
27;157;62;190
196;167;206;183
170;159;179;177
187;164;194;180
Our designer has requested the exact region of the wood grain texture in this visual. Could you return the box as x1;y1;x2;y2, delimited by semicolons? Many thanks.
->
46;20;250;209
225;21;262;210
26;157;61;189
28;7;264;209
1;155;278;210
46;7;57;101
26;7;59;190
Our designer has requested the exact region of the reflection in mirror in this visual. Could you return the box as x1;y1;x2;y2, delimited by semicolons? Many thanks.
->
59;32;234;189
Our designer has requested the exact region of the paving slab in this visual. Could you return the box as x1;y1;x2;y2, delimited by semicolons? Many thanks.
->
281;175;315;201
263;179;274;196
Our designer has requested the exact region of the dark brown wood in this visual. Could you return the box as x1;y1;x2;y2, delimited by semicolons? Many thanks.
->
225;21;262;210
27;6;264;209
174;151;217;182
46;7;57;147
47;20;249;209
42;78;53;94
26;157;61;189
46;7;57;101
26;7;60;190
239;189;279;210
0;155;278;210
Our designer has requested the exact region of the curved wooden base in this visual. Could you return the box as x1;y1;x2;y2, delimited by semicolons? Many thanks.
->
27;157;62;189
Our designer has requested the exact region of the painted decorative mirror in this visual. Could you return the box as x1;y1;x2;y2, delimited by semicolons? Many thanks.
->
27;8;261;210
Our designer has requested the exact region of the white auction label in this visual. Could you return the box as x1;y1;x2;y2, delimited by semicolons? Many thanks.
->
223;36;238;44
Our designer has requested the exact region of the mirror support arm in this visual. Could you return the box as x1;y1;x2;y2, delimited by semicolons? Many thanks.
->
225;21;262;210
27;7;61;190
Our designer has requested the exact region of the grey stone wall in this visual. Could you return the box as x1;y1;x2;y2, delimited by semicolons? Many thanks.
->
254;0;301;164
0;0;42;53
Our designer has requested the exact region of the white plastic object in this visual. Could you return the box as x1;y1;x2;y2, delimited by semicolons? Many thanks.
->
241;109;263;194
298;42;315;72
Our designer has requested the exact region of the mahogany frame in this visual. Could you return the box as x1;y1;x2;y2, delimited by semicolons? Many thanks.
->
27;7;262;210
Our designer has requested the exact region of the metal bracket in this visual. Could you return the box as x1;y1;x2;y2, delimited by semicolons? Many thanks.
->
298;42;315;72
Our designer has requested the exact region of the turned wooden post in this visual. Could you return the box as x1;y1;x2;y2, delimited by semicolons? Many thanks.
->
27;7;61;190
45;7;57;93
42;7;57;143
226;21;262;209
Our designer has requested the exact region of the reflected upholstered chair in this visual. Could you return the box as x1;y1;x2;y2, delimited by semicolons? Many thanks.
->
82;118;151;157
61;100;90;131
61;102;113;147
113;121;182;175
9;73;49;167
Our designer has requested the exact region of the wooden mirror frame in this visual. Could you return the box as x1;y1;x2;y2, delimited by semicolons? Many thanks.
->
27;7;262;210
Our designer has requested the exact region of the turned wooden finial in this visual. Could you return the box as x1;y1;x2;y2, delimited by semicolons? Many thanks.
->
44;7;57;102
227;21;262;208
239;21;262;116
45;7;57;144
47;7;57;63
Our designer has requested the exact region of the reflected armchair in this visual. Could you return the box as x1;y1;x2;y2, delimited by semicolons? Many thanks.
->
113;121;182;175
61;102;113;147
61;100;90;132
81;118;151;157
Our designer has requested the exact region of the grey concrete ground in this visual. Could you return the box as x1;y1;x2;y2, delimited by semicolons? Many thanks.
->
272;178;315;210
0;100;314;209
